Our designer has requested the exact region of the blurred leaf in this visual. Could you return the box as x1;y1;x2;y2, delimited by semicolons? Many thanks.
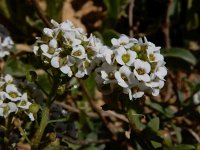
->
46;0;64;21
102;29;119;46
147;117;159;132
163;144;195;150
4;58;34;76
171;124;182;144
151;140;161;148
83;74;96;98
37;73;51;94
161;48;197;65
103;0;125;20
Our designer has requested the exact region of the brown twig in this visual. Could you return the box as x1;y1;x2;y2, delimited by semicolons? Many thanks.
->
63;135;111;145
128;0;135;37
54;101;128;122
31;0;53;28
78;79;116;138
162;0;172;48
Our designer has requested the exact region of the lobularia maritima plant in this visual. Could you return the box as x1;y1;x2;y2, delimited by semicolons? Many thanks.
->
34;19;167;100
0;19;167;149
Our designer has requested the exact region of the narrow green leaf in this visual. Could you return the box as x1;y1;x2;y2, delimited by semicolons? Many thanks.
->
164;144;195;150
161;48;197;65
147;117;160;132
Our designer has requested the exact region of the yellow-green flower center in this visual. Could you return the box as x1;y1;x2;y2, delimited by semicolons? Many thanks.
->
137;68;145;75
108;72;115;80
9;92;18;98
122;53;130;63
73;50;82;56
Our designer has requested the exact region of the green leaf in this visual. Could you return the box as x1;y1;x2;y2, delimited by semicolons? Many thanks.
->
147;117;159;132
161;48;197;65
102;29;119;46
4;58;34;76
171;124;182;144
163;144;195;150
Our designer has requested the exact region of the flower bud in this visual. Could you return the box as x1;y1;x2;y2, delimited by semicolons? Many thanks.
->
56;84;66;95
29;103;40;114
13;118;21;128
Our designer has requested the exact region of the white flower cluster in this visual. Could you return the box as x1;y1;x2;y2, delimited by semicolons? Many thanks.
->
95;35;167;100
0;36;14;59
34;20;167;100
0;74;34;120
34;20;103;78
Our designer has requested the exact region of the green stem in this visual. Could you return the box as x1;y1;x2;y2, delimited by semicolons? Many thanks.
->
32;107;49;149
18;127;32;144
48;118;69;124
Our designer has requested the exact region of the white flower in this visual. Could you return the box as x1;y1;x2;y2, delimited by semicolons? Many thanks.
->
0;102;18;117
111;34;137;48
71;45;86;59
99;62;117;84
115;66;132;88
5;74;13;83
63;31;82;47
5;84;21;101
116;47;137;66
134;59;151;82
17;93;32;110
146;47;164;62
155;66;167;80
0;36;13;58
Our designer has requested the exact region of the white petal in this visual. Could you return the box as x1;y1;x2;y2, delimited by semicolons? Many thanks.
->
51;19;59;27
111;38;118;46
49;39;57;48
51;57;60;68
43;28;53;37
33;46;39;55
60;65;72;77
5;74;13;83
40;44;49;53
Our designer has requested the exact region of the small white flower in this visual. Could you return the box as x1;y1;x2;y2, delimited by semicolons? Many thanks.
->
71;45;86;59
134;59;151;82
60;64;73;77
115;66;132;88
155;66;167;80
5;84;21;101
116;47;137;66
99;62;117;84
5;74;13;83
64;31;82;47
111;34;137;48
17;93;32;110
146;47;164;62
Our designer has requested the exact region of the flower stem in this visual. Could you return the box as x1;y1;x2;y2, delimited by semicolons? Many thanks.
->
32;106;49;149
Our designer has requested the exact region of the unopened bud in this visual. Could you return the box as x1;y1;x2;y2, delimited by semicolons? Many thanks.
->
13;118;21;128
57;84;66;95
29;103;40;114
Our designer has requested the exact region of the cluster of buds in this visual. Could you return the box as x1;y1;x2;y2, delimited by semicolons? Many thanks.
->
0;36;14;59
33;20;103;78
34;20;167;100
95;35;167;99
0;74;34;120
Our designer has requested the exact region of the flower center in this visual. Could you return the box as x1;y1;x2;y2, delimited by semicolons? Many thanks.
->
131;86;139;93
84;61;90;68
149;54;155;61
121;73;128;81
108;72;115;80
122;53;130;63
73;50;82;56
20;101;27;106
9;92;18;98
137;68;145;75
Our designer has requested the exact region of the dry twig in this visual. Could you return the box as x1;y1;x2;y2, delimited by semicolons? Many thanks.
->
31;0;53;28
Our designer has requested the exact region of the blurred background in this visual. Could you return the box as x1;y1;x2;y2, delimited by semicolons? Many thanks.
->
0;0;200;149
